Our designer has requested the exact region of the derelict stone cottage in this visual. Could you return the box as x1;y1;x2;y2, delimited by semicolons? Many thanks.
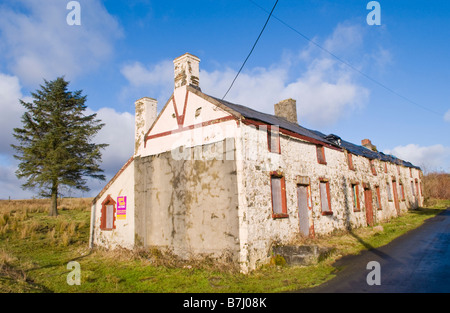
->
89;53;424;272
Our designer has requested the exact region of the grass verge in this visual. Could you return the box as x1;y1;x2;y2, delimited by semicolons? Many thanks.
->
0;198;448;293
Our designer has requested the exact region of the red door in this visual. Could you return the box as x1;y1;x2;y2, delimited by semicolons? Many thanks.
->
392;180;400;215
364;188;374;226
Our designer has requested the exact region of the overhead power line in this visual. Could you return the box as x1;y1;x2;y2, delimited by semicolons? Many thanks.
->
222;0;279;100
248;0;442;116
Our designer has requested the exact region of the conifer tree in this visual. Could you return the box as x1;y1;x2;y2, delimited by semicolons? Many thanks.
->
12;77;108;216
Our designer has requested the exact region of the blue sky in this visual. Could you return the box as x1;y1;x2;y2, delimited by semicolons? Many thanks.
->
0;0;449;199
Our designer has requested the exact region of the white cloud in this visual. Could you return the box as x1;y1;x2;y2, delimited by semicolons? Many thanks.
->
0;162;35;200
120;23;371;127
0;73;32;154
86;107;135;178
121;60;173;88
119;60;174;107
384;144;450;173
0;0;122;86
444;109;450;122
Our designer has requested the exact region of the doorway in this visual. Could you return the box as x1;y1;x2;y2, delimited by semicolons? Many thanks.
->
297;184;310;237
392;179;400;215
364;187;374;226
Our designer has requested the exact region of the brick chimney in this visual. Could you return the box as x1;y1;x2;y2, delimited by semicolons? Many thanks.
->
173;53;200;89
274;98;298;124
135;97;157;155
361;139;377;151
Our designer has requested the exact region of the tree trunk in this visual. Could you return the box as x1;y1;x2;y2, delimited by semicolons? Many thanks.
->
49;183;58;216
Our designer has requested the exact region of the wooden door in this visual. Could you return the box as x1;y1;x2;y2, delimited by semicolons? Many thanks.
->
364;188;374;226
392;180;400;215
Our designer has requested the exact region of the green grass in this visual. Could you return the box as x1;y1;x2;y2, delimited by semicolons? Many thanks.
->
0;198;448;293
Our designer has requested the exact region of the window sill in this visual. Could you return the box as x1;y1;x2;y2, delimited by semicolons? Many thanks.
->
321;211;333;216
272;213;289;219
317;161;327;165
353;209;361;212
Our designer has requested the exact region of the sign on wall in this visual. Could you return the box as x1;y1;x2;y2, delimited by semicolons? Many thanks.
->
117;196;127;220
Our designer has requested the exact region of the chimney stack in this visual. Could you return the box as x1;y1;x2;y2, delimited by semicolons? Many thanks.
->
135;97;157;155
274;98;298;124
361;139;377;151
173;53;200;89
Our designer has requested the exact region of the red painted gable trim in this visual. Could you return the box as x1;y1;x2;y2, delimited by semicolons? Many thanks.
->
180;89;189;126
145;115;236;142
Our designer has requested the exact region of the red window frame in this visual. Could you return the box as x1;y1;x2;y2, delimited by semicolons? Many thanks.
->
399;182;405;201
375;185;382;210
267;126;281;154
316;145;327;165
347;152;355;170
351;183;360;211
100;194;116;231
387;181;393;202
270;171;288;218
384;162;388;173
319;178;332;215
370;159;377;176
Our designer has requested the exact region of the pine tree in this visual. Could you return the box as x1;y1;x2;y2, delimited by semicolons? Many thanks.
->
11;77;108;216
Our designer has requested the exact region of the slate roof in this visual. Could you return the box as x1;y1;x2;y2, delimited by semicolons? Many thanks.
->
209;95;336;146
208;93;420;169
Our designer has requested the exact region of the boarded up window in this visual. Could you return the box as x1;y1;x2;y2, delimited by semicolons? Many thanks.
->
375;186;382;210
271;177;282;214
320;181;332;215
352;184;360;211
370;160;377;175
106;205;114;229
387;182;393;201
271;173;288;218
268;126;280;154
399;182;405;200
348;153;355;170
100;195;116;231
316;146;327;165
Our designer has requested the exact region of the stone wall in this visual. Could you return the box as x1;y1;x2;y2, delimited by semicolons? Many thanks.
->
236;123;423;271
134;139;240;261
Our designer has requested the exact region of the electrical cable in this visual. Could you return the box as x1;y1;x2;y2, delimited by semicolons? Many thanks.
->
248;0;442;116
222;0;279;100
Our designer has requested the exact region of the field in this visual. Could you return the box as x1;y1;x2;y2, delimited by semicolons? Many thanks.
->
0;197;448;293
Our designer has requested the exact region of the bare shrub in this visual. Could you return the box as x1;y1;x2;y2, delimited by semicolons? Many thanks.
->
423;172;450;200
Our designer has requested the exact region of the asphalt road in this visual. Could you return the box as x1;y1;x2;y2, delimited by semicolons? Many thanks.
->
301;208;450;293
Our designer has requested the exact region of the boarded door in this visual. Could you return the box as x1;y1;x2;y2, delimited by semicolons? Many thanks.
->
364;188;374;226
297;185;310;237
